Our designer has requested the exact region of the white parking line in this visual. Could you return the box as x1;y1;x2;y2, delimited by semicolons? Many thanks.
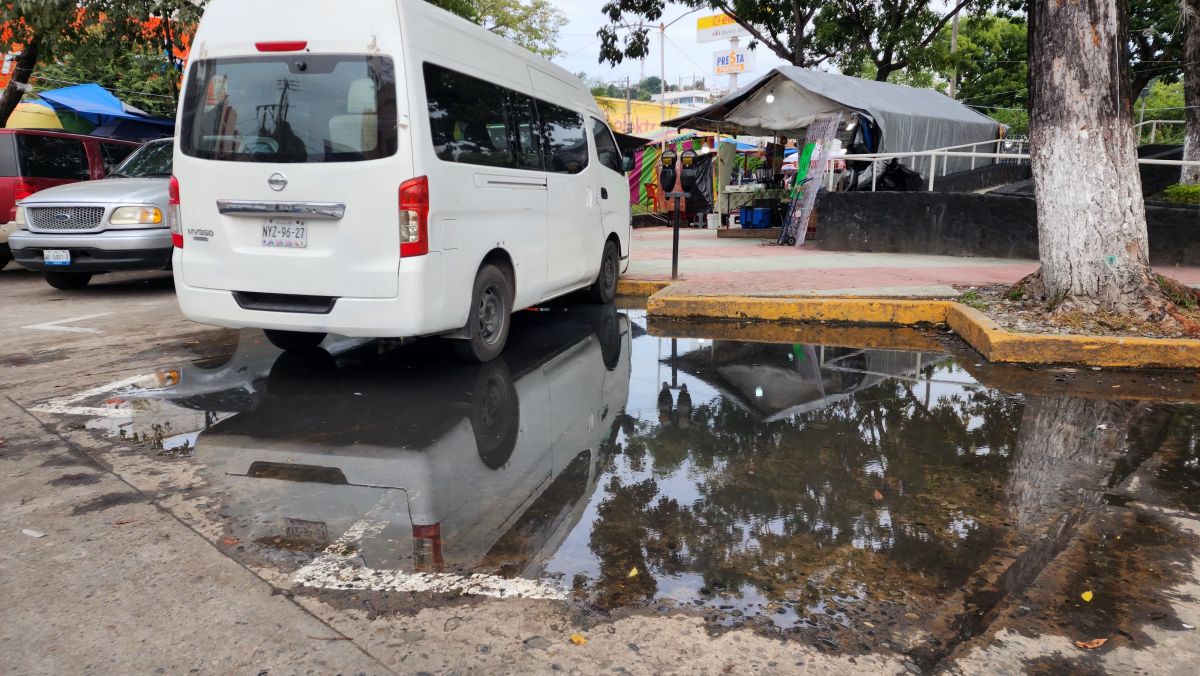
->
22;312;114;334
292;519;569;601
30;374;145;418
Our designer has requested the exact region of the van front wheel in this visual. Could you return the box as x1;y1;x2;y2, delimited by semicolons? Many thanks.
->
588;240;619;304
264;329;326;351
453;263;511;363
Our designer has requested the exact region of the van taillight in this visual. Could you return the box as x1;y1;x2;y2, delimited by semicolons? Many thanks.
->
399;176;429;257
168;175;183;248
412;524;443;572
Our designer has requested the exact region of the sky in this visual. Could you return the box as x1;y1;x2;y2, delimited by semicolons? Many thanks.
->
548;0;794;90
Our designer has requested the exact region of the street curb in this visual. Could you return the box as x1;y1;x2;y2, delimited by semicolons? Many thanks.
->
616;278;674;298
642;289;1200;369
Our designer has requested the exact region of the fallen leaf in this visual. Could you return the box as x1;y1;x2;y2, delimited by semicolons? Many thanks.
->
1074;638;1107;650
114;519;135;526
569;633;587;645
21;529;46;538
873;490;884;501
1081;590;1094;602
221;536;240;546
628;567;639;578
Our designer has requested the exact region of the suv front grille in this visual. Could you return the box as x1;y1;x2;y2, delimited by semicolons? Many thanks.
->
27;206;107;231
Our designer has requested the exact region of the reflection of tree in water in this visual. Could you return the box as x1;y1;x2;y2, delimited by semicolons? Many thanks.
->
586;373;1028;608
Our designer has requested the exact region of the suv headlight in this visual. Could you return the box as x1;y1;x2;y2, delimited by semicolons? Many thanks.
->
109;206;163;226
13;206;25;226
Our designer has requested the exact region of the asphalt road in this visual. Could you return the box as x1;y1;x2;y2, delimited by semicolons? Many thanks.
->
4;263;1200;675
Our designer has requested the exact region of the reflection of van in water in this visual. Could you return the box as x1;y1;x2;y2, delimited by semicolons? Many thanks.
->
172;0;631;362
191;309;631;576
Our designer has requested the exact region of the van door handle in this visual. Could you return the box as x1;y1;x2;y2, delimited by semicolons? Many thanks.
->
601;188;609;200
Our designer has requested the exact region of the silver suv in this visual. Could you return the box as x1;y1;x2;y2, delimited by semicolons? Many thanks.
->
9;139;172;289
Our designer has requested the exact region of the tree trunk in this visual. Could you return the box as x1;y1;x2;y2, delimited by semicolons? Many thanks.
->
1025;0;1181;324
1182;0;1200;185
1007;396;1134;536
0;38;40;129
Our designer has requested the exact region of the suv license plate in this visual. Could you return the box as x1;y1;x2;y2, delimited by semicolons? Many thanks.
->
44;249;70;266
262;220;307;249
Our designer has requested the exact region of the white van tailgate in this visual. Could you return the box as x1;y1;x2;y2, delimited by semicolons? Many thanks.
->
179;161;400;299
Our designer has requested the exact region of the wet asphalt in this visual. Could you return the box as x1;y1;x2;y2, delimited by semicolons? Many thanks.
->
6;266;1200;673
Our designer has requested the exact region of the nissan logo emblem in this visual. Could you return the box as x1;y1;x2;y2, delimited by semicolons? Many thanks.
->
268;172;288;192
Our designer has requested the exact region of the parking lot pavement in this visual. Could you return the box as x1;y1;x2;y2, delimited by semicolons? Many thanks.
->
0;265;904;674
7;262;1200;676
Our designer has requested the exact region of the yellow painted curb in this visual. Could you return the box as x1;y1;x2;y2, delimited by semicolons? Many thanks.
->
646;293;1200;370
617;278;674;298
646;317;944;352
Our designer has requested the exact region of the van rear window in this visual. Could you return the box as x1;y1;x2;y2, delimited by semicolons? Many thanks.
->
180;55;398;163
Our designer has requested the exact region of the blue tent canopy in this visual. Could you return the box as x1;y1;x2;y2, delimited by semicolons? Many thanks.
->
719;139;757;151
36;84;174;139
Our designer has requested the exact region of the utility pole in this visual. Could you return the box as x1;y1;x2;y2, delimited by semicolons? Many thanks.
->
624;76;632;134
729;36;739;91
948;14;960;99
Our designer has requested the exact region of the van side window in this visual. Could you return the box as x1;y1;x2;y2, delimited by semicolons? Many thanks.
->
510;93;544;171
539;103;588;174
17;135;89;180
590;119;623;175
424;63;515;168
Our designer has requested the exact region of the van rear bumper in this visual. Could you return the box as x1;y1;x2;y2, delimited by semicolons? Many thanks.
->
174;251;451;338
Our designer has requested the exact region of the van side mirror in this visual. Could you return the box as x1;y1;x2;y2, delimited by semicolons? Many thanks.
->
622;156;634;173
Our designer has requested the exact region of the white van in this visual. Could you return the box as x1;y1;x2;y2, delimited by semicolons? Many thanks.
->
172;0;631;361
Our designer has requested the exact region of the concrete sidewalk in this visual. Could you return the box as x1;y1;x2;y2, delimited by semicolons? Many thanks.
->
627;227;1200;297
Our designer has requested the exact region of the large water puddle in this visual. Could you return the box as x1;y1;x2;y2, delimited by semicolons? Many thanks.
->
61;307;1200;661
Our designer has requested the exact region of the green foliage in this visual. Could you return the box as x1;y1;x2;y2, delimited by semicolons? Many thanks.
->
957;289;989;311
988;108;1028;136
1162;184;1200;206
597;0;969;79
1136;80;1186;144
930;15;1026;109
34;40;179;118
428;0;566;57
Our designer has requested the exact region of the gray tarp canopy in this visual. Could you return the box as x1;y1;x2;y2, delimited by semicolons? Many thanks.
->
663;67;1002;176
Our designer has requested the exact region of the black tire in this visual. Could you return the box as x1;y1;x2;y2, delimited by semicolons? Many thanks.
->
43;271;92;290
588;304;622;371
469;358;519;470
453;263;512;363
264;329;327;351
0;248;11;270
588;239;619;305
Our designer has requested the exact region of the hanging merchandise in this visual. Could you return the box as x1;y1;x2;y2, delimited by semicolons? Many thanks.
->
778;114;842;247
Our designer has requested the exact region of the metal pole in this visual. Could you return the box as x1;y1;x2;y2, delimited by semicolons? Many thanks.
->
1150;121;1157;144
728;36;739;91
671;195;681;280
928;153;937;191
660;22;666;156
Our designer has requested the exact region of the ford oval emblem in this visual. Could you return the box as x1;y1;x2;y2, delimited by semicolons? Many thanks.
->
268;172;288;192
53;213;71;221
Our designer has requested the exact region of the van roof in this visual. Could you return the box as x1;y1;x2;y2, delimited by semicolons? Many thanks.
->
191;0;600;116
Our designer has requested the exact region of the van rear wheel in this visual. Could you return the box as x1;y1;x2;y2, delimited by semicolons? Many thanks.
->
43;272;92;290
453;263;511;363
264;329;327;351
588;240;619;304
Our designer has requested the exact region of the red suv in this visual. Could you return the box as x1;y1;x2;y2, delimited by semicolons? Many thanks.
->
0;129;140;268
